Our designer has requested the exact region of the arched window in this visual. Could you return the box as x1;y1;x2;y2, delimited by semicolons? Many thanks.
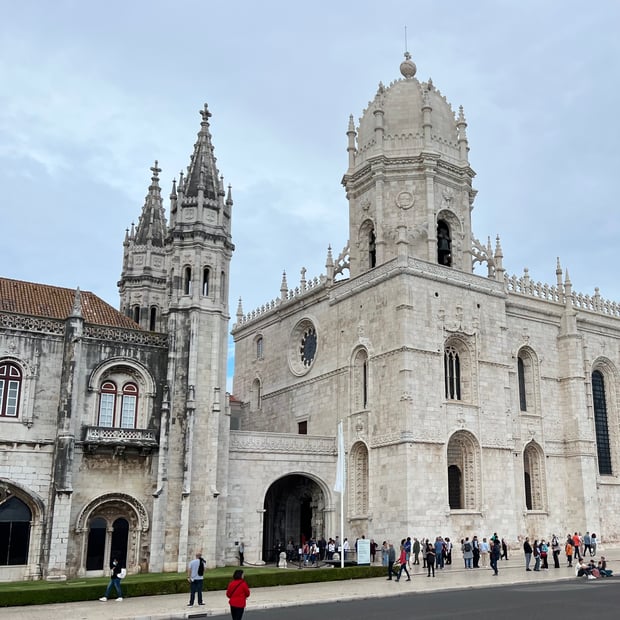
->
592;370;612;475
251;378;262;411
0;496;31;565
437;220;452;266
0;362;22;418
518;357;527;411
353;349;369;410
202;267;210;296
368;229;376;268
220;271;226;301
110;517;129;568
86;517;106;570
120;383;138;428
98;381;138;429
132;306;140;324
98;381;117;427
149;307;157;331
447;432;480;511
444;346;461;400
183;266;192;295
351;442;369;515
523;442;546;510
256;337;264;359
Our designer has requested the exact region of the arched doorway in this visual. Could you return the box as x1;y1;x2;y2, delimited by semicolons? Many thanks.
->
262;475;325;563
0;496;31;565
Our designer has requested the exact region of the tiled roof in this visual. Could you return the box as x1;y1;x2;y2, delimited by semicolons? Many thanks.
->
0;277;140;330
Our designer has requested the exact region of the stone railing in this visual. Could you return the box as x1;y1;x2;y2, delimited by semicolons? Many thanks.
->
83;426;158;453
235;273;326;328
230;430;335;455
505;272;620;318
84;325;168;347
0;312;65;335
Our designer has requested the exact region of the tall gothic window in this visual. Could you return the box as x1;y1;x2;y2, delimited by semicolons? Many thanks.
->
523;442;545;510
353;349;369;410
0;362;22;418
251;378;262;411
256;337;264;359
592;370;612;475
220;271;226;300
183;266;192;295
132;306;140;324
444;346;461;400
518;357;527;411
202;267;210;296
447;432;480;510
0;496;31;565
149;306;157;331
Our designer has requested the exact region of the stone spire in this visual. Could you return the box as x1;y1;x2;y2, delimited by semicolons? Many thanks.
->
134;161;168;247
182;104;221;203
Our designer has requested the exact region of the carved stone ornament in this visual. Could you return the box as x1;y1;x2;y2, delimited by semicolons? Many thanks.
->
396;191;415;210
360;197;371;211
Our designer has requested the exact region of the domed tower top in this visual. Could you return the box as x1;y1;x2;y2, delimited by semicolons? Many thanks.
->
342;53;476;278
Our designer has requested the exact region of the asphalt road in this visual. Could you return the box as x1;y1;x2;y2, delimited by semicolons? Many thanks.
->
209;579;620;619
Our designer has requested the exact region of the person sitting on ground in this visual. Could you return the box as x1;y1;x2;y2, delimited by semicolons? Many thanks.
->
598;556;613;577
576;559;594;579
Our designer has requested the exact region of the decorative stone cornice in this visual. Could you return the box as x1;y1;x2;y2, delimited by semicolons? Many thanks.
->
230;431;336;455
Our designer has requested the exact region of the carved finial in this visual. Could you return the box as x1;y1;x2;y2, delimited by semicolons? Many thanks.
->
170;178;177;199
150;160;161;183
400;51;416;79
71;287;82;318
226;184;233;206
236;297;243;320
280;271;288;298
200;103;212;125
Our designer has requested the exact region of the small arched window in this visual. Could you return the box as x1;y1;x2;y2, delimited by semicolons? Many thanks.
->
437;220;452;266
202;268;210;296
149;307;157;331
120;383;138;428
220;271;226;301
368;229;376;268
132;306;140;324
518;357;527;411
444;346;461;400
256;337;264;359
183;266;192;295
0;362;22;418
251;378;262;411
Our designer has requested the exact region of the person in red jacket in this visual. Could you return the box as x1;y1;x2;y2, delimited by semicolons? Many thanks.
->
226;569;250;619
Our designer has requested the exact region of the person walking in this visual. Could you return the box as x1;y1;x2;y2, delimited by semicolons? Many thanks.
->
238;541;245;566
386;541;396;580
425;541;436;577
412;537;421;565
226;569;250;620
523;537;533;571
501;537;509;560
396;541;411;582
187;552;206;607
490;538;500;575
381;541;389;568
591;533;598;556
99;558;124;602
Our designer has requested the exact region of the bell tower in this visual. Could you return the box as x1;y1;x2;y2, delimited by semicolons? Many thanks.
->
149;104;234;571
342;53;477;277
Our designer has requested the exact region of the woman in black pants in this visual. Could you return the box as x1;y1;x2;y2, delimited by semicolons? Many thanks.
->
426;542;436;577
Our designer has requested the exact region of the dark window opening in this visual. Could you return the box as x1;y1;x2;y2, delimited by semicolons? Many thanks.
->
444;348;461;400
132;306;140;324
362;360;368;409
592;370;612;475
110;518;129;568
437;220;452;266
298;420;307;435
149;307;157;331
183;266;192;295
524;471;532;510
518;357;527;411
448;465;462;509
0;496;31;565
86;517;107;570
202;268;210;296
368;230;376;268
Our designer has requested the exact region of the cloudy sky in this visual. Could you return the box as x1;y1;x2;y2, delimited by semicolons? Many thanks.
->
2;1;619;384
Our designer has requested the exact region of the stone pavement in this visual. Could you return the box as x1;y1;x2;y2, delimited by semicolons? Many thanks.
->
0;547;616;620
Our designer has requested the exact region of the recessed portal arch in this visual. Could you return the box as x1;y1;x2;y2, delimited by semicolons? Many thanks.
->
262;474;327;563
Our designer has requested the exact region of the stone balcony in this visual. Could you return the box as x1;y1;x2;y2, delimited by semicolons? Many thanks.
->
83;426;159;456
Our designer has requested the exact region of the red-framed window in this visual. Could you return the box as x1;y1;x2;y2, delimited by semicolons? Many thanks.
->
97;381;138;428
0;362;22;418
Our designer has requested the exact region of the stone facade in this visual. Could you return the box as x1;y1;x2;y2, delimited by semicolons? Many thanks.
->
2;53;620;582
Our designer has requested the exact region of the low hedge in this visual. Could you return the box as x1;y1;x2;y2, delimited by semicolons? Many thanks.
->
1;565;386;607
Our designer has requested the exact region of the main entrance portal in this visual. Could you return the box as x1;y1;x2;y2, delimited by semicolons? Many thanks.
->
262;474;325;563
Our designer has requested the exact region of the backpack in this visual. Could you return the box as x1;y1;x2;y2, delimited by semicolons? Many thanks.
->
464;542;471;553
197;558;205;576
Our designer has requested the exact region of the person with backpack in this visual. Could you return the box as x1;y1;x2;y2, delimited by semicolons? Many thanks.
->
187;552;206;607
462;537;473;569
